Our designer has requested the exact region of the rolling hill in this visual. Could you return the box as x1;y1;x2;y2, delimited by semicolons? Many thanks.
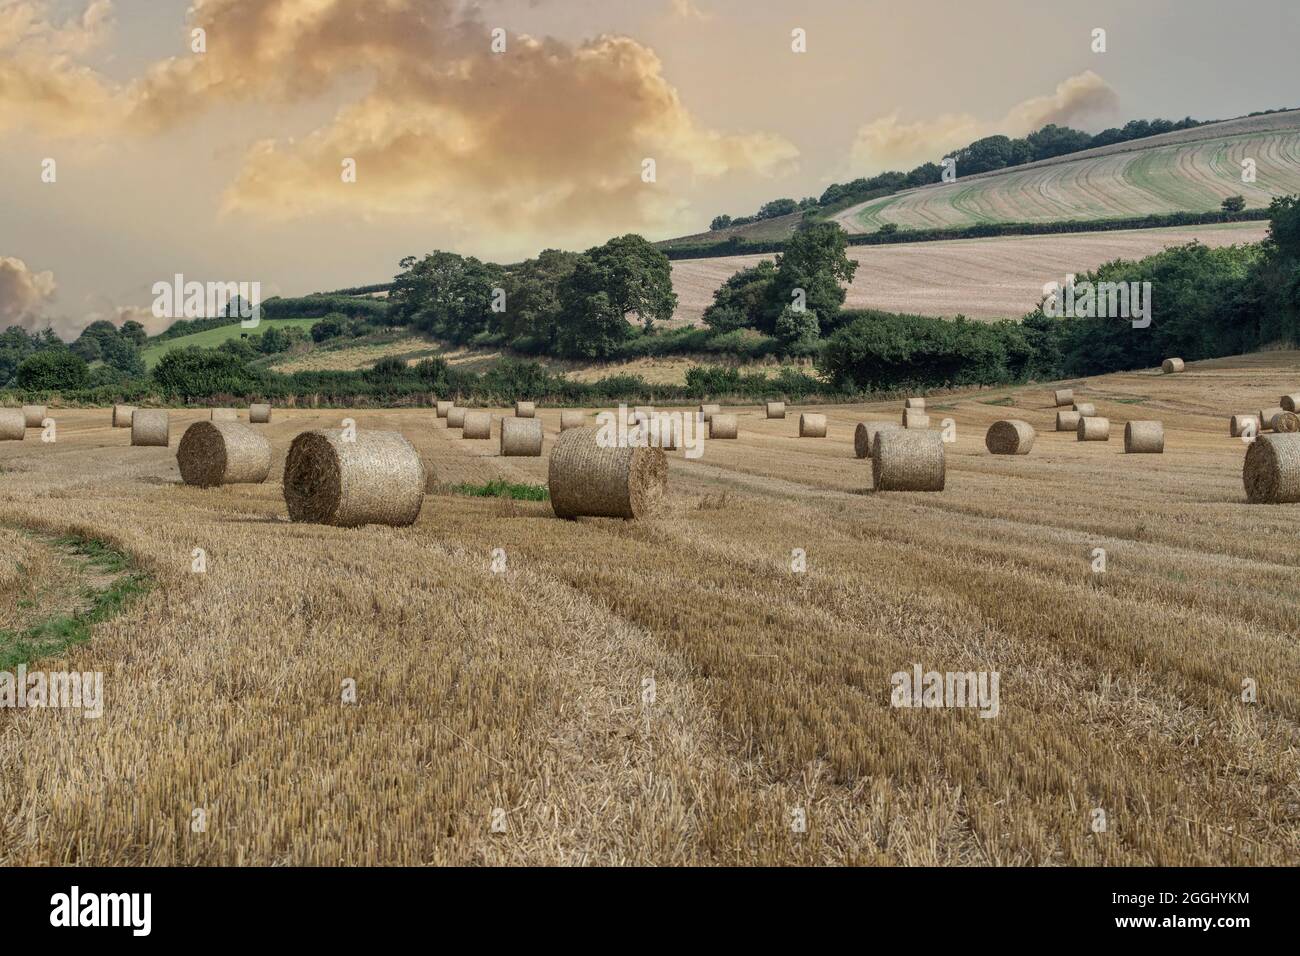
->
140;318;321;369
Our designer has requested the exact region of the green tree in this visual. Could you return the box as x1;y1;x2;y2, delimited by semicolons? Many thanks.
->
1221;195;1246;213
766;221;858;334
152;348;261;400
585;234;677;332
555;256;629;359
710;215;733;231
119;319;147;347
16;350;89;390
701;260;778;333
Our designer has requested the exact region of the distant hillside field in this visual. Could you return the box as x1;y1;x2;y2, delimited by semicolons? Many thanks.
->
141;318;321;369
670;221;1268;324
834;111;1300;233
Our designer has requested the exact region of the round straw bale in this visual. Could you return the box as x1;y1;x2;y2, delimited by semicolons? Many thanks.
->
22;405;46;428
985;420;1035;455
1271;411;1300;433
0;409;25;440
1282;394;1300;412
1123;420;1165;453
462;410;492;439
249;403;272;424
548;426;666;520
699;403;721;422
1161;358;1185;373
1230;414;1259;437
283;429;425;527
765;401;786;419
799;413;827;437
131;409;170;447
177;421;272;486
500;416;543;456
902;409;930;429
854;421;900;458
436;400;453;418
1052;388;1074;407
560;410;586;431
709;413;738;439
514;400;536;418
1072;402;1097;417
872;430;945;491
210;408;239;422
653;413;680;451
1056;410;1081;431
904;397;925;410
112;404;136;427
446;407;467;429
1243;433;1300;503
1076;416;1110;441
1258;407;1284;431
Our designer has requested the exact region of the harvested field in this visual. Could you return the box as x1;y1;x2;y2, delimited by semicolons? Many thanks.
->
1;352;1299;865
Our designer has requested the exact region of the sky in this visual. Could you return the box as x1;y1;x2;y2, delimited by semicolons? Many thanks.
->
1;0;1298;338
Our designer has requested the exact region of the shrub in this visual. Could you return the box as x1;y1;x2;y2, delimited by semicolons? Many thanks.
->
16;350;88;391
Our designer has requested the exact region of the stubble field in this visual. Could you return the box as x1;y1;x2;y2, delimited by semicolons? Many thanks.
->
1;350;1298;865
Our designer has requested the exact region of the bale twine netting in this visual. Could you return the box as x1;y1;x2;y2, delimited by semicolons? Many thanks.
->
547;426;667;520
501;417;543;457
985;420;1035;455
1230;414;1259;437
765;401;786;419
560;410;586;431
799;413;827;437
462;411;492;439
1077;417;1111;441
446;407;467;429
1282;394;1300;413
436;400;453;418
210;408;239;422
1124;420;1165;454
1072;402;1097;417
249;403;272;424
904;397;925;410
902;409;930;429
514;401;536;418
1244;433;1300;503
283;429;425;527
1162;358;1185;374
1056;410;1081;432
22;405;46;428
1052;388;1074;407
699;403;721;422
709;414;738;439
1258;407;1284;432
872;430;945;492
112;404;136;428
177;421;272;486
1272;411;1300;433
131;409;170;447
854;421;900;459
0;409;24;440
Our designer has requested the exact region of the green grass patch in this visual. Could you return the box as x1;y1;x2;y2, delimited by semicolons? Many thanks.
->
451;479;549;501
141;318;321;369
1111;395;1150;404
981;396;1017;406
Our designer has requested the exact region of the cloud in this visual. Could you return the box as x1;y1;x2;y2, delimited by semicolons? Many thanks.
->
0;256;57;330
668;0;713;22
849;71;1120;175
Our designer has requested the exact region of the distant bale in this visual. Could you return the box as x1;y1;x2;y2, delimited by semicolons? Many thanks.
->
1282;393;1300;412
709;413;738;439
462;411;492;439
131;409;170;447
904;397;925;410
501;417;543;457
1161;358;1185;373
177;421;272;486
1230;414;1259;437
1243;433;1300;503
1124;420;1165;453
548;426;667;520
210;408;239;422
1258;407;1284;431
446;407;467;429
902;409;930;429
1052;389;1074;407
514;401;536;418
765;401;786;419
283;429;425;527
985;420;1035;455
1272;411;1300;433
854;421;900;459
560;410;586;431
872;430;945;491
699;403;721;422
1072;402;1097;417
1077;417;1110;441
1056;410;1081;431
653;413;680;450
22;405;46;428
112;404;136;428
435;400;453;418
0;409;25;440
799;413;827;437
249;403;272;424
